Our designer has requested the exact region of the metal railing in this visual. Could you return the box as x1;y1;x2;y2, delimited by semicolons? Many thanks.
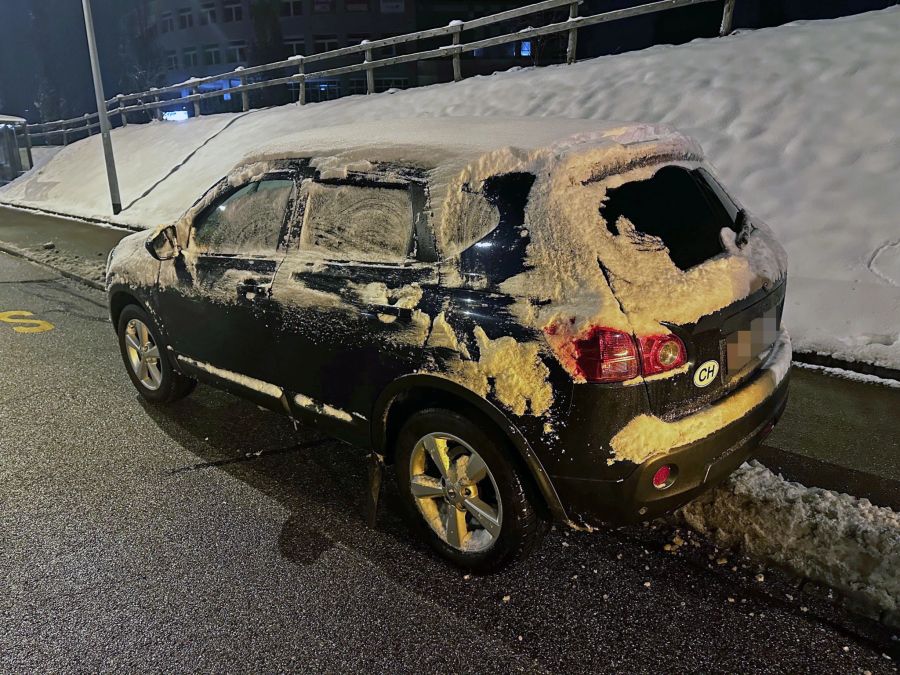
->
23;0;737;146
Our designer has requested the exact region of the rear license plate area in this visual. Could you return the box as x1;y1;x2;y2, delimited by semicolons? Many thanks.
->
725;307;779;377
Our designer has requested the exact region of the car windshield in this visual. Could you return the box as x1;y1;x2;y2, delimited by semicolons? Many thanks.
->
599;165;740;271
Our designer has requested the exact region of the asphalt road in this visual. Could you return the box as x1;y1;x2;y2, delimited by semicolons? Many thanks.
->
0;252;898;673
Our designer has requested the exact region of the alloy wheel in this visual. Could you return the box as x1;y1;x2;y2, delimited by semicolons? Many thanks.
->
124;318;163;391
408;432;503;553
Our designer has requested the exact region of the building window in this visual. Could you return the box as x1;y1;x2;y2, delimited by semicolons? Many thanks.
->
347;34;369;47
203;44;222;66
313;0;334;12
165;50;178;71
376;77;407;92
160;11;174;33
183;48;199;68
223;1;243;22
305;80;340;102
285;38;305;56
347;79;367;95
177;8;193;29
199;3;217;25
226;40;247;63
281;0;303;16
379;0;403;13
520;40;532;57
313;35;339;53
346;0;369;10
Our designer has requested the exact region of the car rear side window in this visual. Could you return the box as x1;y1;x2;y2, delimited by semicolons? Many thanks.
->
599;165;738;271
193;179;293;255
299;181;413;262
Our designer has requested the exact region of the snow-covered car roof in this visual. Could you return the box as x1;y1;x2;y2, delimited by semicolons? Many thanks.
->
242;116;703;175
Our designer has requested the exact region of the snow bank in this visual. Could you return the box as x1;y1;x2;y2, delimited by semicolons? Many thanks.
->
2;8;899;368
680;461;900;614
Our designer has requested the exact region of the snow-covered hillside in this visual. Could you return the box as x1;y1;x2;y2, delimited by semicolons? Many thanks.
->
2;8;898;369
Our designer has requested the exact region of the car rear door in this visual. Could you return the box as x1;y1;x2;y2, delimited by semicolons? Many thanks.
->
270;171;438;423
153;169;299;388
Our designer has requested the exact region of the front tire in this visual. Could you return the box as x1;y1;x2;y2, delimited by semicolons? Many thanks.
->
117;304;195;404
395;408;548;573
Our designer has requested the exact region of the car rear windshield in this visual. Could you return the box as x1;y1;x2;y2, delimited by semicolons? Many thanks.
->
599;165;740;271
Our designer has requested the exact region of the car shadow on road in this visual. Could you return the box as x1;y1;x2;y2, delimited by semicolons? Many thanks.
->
136;384;899;669
137;383;419;567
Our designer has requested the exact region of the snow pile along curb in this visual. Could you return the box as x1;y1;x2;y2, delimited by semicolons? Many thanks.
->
679;461;900;617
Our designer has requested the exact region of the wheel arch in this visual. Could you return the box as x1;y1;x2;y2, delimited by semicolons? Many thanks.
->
372;374;568;522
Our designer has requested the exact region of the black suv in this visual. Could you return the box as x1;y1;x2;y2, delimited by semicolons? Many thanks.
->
107;119;790;571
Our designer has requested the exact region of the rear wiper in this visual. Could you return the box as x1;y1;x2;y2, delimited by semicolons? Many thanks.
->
734;208;755;247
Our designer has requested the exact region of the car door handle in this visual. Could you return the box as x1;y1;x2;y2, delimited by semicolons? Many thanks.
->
363;304;413;322
237;278;272;299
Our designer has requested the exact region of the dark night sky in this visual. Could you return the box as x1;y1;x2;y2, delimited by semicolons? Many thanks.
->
0;0;126;122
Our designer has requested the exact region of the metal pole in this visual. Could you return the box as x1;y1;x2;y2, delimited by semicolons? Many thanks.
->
81;0;121;214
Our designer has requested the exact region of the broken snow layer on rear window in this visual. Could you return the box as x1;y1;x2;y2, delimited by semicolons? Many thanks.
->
484;144;786;344
680;460;900;615
609;329;790;465
300;182;412;262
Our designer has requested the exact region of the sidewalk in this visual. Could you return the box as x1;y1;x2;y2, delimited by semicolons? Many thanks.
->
760;366;900;510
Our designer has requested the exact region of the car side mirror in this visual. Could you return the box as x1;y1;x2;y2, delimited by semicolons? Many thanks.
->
146;225;181;261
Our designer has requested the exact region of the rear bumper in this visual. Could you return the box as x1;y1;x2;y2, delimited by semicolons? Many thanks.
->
551;370;790;527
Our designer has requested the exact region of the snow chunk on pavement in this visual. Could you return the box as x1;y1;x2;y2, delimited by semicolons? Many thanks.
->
680;461;900;614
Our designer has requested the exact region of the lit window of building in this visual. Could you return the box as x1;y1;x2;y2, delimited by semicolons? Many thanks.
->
520;40;532;57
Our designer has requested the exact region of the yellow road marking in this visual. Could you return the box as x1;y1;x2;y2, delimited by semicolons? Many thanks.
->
0;311;55;334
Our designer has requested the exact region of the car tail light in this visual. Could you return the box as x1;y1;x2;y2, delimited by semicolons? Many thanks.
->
639;335;687;376
571;327;640;383
546;324;687;383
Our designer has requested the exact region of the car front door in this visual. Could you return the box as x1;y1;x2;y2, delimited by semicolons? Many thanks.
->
270;172;439;425
153;170;298;390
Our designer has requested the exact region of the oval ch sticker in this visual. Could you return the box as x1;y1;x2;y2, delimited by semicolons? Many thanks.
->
693;360;720;388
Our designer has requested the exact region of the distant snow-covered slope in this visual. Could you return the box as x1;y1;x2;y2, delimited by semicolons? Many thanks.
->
2;7;898;369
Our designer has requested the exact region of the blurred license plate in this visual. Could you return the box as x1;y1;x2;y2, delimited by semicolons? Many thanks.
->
725;308;778;376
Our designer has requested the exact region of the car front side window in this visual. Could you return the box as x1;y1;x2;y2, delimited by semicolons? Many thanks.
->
192;178;294;256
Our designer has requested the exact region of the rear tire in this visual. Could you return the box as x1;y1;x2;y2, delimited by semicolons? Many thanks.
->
117;304;195;404
395;407;548;573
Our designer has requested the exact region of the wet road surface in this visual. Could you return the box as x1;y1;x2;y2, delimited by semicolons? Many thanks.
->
1;252;897;672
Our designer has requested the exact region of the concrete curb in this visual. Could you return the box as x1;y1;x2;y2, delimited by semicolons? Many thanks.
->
793;350;900;383
0;241;105;291
0;200;144;233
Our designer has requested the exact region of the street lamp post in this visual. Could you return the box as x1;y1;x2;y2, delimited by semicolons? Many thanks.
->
81;0;122;215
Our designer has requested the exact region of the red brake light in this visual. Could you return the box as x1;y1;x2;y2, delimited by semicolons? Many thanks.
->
639;334;687;376
572;327;639;383
546;324;687;383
